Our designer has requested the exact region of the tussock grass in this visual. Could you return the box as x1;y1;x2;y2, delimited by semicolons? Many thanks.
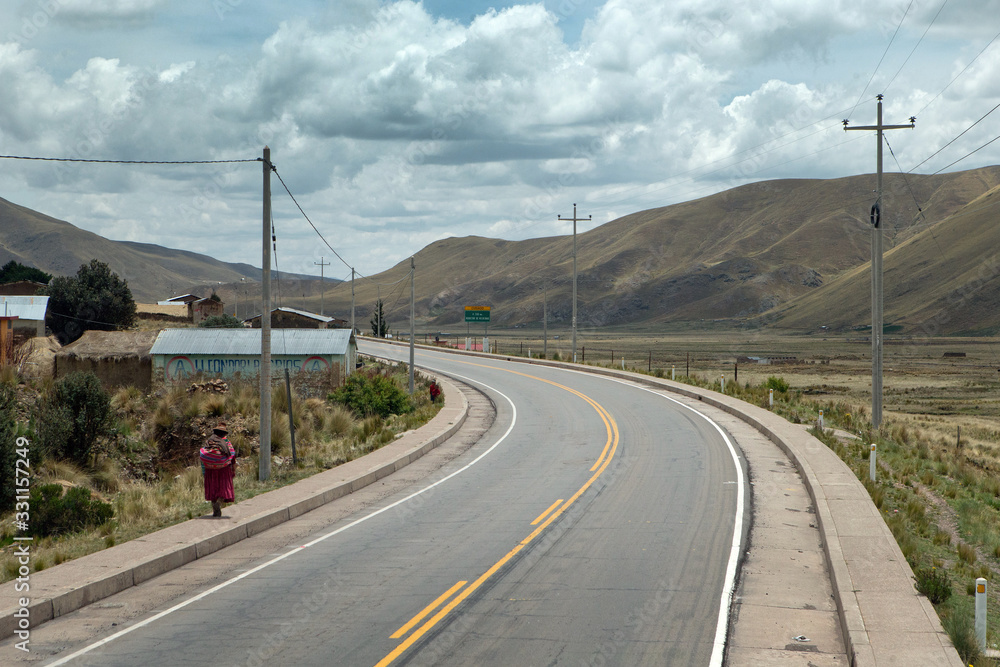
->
1;360;444;584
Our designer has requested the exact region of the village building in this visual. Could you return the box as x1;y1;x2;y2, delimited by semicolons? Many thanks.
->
0;280;48;296
0;295;48;339
54;330;158;392
150;328;357;393
155;294;225;324
248;306;340;329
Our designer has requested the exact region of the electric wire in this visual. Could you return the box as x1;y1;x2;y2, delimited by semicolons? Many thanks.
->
909;100;1000;172
883;0;949;96
931;133;1000;175
913;27;1000;119
849;0;913;120
0;154;259;164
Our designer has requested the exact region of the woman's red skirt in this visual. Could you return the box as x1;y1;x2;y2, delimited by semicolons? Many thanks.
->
204;463;235;502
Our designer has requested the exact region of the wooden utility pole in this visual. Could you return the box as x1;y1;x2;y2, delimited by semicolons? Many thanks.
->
260;146;272;482
314;257;330;316
558;204;590;363
844;95;915;428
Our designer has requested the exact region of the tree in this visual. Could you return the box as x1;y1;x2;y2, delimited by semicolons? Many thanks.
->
0;260;51;285
36;371;112;466
199;314;242;328
43;260;137;344
370;299;389;338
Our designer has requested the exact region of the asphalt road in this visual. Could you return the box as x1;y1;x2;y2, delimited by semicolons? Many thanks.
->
49;342;748;667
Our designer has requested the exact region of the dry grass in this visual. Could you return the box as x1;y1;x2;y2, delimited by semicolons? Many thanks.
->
0;363;443;583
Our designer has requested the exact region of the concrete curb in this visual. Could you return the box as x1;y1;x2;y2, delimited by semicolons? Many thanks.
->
1;373;469;639
403;342;962;666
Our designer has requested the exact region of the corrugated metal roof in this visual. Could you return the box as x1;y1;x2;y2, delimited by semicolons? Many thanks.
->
151;328;355;356
0;295;49;321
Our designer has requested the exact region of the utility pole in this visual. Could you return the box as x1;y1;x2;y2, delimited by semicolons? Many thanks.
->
543;285;548;359
844;94;915;429
314;257;330;316
558;203;590;363
260;146;272;482
376;285;381;338
350;268;356;334
409;257;415;395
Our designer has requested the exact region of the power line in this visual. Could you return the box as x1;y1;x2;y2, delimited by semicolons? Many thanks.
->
883;0;949;95
0;154;259;164
849;0;913;119
913;27;1000;119
931;133;1000;174
909;100;1000;172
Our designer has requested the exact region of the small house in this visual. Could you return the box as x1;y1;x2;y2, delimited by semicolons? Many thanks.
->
248;307;336;329
0;280;47;296
0;295;48;338
151;328;357;394
54;330;158;391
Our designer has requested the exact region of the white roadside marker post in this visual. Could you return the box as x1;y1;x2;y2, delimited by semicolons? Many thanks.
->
870;443;877;483
769;388;773;407
976;578;987;651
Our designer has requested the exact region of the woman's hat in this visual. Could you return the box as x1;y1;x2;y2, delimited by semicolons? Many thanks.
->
214;422;228;434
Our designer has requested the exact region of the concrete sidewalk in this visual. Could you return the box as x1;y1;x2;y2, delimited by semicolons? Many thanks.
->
0;374;469;640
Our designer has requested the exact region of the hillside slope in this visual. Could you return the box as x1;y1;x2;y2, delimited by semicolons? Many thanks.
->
0;197;317;302
768;182;1000;335
324;167;1000;333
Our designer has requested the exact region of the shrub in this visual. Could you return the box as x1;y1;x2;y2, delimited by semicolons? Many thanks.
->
29;484;114;536
0;383;18;512
199;314;242;329
36;371;113;466
763;376;790;392
330;371;411;419
913;566;952;605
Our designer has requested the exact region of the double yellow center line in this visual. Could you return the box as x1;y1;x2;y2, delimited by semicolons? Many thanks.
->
375;367;619;667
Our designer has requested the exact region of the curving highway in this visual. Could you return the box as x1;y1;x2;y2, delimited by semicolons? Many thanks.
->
40;341;750;666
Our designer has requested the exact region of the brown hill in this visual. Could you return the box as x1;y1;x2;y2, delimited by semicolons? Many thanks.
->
7;165;1000;335
0;196;320;303
317;166;1000;335
768;179;1000;335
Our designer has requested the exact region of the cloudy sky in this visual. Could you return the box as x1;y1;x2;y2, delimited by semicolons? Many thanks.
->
2;0;999;280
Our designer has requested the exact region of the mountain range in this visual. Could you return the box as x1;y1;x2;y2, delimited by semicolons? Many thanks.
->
4;165;1000;335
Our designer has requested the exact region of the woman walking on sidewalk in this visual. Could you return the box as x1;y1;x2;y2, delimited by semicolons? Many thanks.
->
200;422;236;518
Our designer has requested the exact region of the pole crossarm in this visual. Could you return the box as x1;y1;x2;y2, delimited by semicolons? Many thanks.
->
558;203;591;364
841;94;915;429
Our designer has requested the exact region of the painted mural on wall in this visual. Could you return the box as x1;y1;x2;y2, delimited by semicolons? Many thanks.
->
162;355;332;382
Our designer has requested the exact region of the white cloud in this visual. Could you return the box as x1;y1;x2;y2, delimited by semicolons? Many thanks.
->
0;0;998;278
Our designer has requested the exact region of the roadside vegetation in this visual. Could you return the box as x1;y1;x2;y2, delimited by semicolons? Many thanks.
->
0;359;442;584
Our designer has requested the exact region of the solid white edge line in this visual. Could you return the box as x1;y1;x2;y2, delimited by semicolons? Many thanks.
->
576;373;745;667
47;371;517;666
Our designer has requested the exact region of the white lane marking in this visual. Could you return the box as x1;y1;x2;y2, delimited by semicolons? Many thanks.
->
48;373;517;666
596;376;745;667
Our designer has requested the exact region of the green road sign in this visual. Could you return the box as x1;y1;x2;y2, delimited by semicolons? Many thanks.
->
465;306;491;323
